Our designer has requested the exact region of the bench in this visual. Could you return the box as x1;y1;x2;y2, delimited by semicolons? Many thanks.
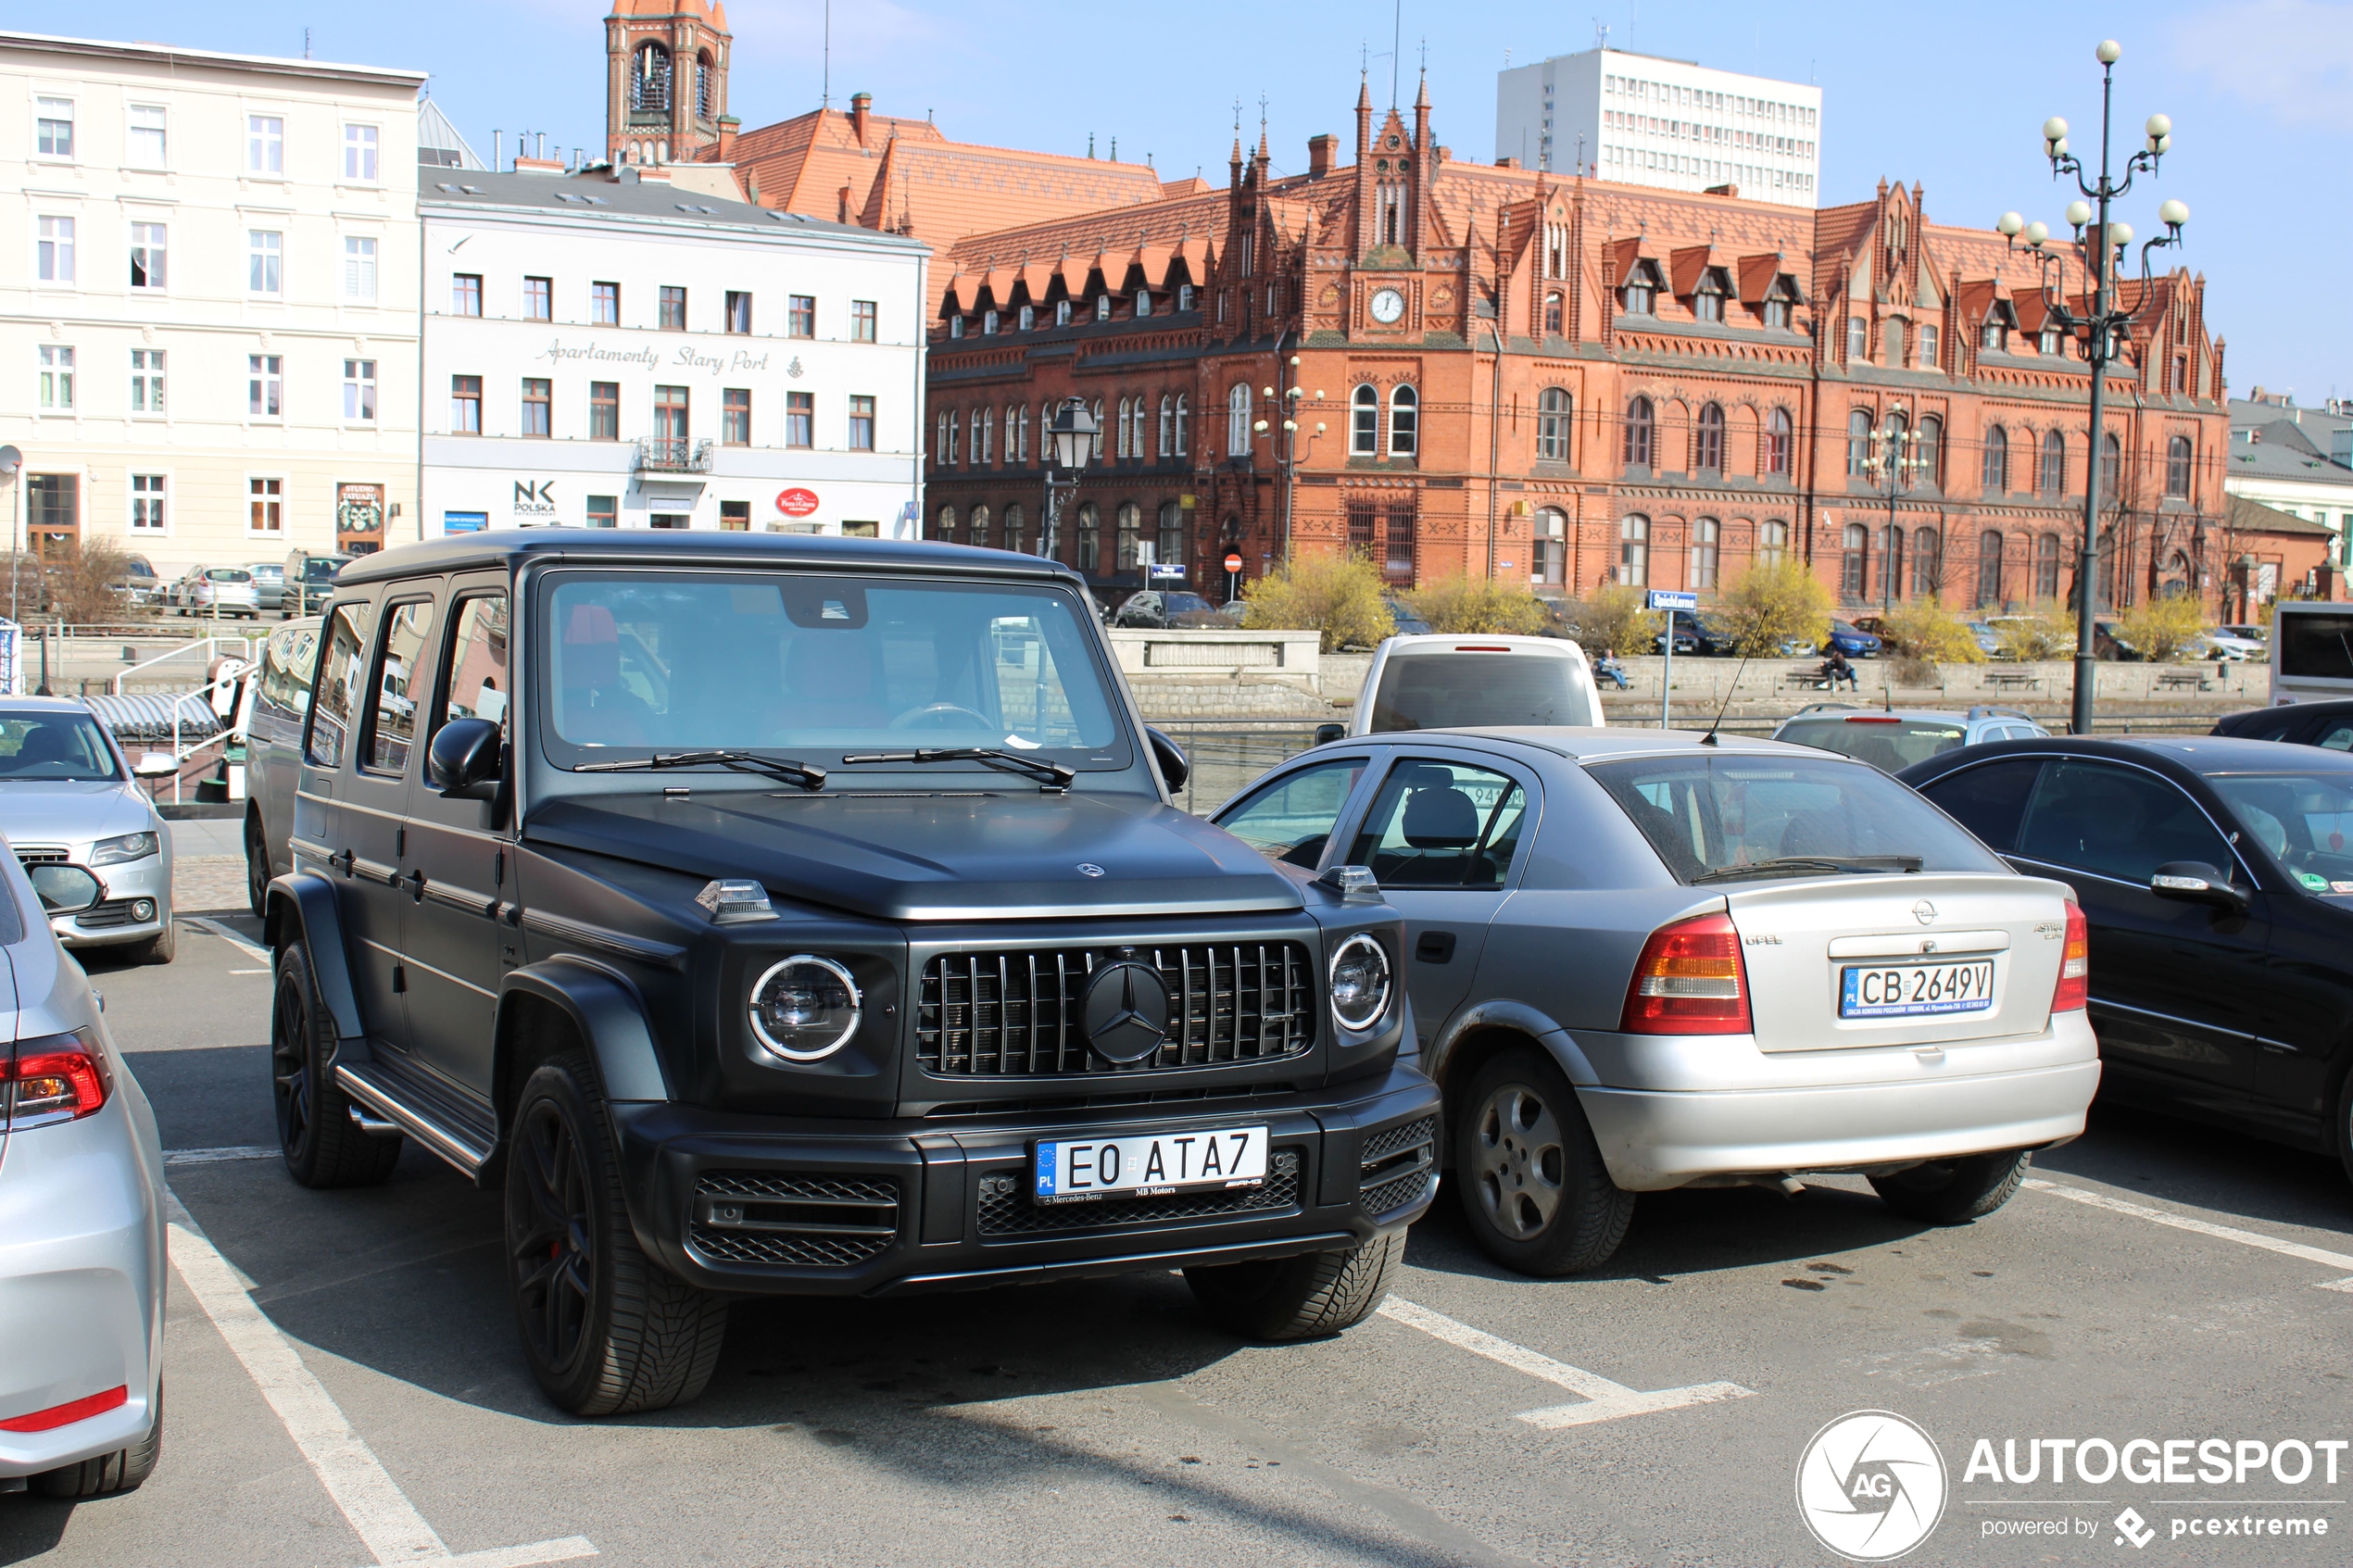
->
1784;671;1849;692
1982;670;2039;691
2155;670;2212;693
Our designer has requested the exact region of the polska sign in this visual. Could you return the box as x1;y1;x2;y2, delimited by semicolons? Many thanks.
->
776;487;820;518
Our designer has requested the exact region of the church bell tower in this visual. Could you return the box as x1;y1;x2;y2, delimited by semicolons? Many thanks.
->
604;0;732;167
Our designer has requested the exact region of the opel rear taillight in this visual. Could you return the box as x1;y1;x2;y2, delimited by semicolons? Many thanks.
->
3;1030;112;1130
1622;911;1752;1034
2051;901;2090;1013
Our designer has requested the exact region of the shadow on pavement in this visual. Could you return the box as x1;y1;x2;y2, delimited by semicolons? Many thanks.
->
0;1497;71;1566
2035;1099;2353;1239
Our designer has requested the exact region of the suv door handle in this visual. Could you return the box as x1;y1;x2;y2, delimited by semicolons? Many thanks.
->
406;869;427;902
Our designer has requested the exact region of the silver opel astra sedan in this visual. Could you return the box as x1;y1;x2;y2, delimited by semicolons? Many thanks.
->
1214;728;2100;1274
0;836;167;1496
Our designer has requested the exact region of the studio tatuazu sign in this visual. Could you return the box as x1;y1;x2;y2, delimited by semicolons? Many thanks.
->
535;338;772;376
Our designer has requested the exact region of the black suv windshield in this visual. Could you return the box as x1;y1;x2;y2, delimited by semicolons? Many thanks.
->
539;571;1129;769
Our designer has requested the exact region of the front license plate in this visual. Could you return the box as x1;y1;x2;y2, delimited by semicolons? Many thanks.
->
1840;960;1997;1018
1032;1125;1267;1206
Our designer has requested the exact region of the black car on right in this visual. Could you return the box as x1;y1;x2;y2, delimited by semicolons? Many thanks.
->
1899;736;2353;1184
2211;698;2353;752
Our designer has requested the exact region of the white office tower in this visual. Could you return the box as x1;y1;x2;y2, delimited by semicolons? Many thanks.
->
1496;47;1823;208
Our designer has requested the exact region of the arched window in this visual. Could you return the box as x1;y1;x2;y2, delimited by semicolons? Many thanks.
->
1757;519;1789;570
1115;502;1142;570
1842;523;1869;600
2034;533;2061;598
970;408;986;466
1158;395;1174;458
631;42;672;111
935;504;956;542
1694;402;1726;472
936;412;950;467
1544;292;1563;335
945;410;960;465
1114;396;1129;458
1055;299;1073;327
1095;294;1112;321
2100;431;2122;496
1917;416;1943;488
695;52;714;119
1623;396;1655;470
2166;435;2193;498
1076;501;1101;571
1618;515;1650;587
1982;425;2008;494
1886;318;1908;369
1227;383;1252;454
1019;304;1035;332
2039;429;2067;495
1692;517;1720;589
948;316;964;339
1846;409;1872;477
1532;508;1567;587
1008;403;1026;465
1879;525;1906;604
1157;500;1185;574
1350;385;1378;455
969;504;989;551
1390;385;1418;456
1174;394;1189;456
1977;530;2005;607
1764;408;1793;476
1537;387;1572;462
997;502;1020;554
1912;527;1941;598
1982;318;2007;352
1134;288;1152;318
1090;398;1104;460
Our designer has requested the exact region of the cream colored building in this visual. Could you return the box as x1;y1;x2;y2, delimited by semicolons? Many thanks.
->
0;31;424;587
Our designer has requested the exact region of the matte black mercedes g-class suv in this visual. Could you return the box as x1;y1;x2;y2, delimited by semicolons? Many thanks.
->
256;531;1439;1415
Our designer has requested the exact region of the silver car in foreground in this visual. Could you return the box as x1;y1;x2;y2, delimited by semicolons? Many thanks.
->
0;701;177;963
1214;728;2099;1274
0;839;168;1497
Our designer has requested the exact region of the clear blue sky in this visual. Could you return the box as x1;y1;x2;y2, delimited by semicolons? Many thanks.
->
50;0;2353;402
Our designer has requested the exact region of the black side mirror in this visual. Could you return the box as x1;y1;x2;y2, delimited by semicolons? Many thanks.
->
1145;726;1189;792
1314;721;1347;746
429;717;504;800
2150;860;2248;915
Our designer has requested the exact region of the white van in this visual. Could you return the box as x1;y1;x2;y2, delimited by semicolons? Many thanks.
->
1325;634;1606;739
2267;601;2353;706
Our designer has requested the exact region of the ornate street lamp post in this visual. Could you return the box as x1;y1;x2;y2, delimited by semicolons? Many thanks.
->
1863;400;1932;615
1997;38;2187;736
1040;396;1097;562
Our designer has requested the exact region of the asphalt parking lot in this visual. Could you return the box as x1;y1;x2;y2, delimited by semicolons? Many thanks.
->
6;878;2352;1566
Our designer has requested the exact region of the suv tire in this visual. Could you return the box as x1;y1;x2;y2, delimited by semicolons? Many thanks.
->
246;814;271;919
1869;1149;2032;1223
1455;1047;1634;1276
1186;1229;1403;1340
32;1383;161;1498
271;942;402;1188
505;1052;728;1416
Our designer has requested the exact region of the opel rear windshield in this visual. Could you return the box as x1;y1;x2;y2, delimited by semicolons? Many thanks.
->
1587;752;2005;884
534;571;1132;772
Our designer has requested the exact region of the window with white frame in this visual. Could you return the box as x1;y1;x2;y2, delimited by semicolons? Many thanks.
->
36;98;73;158
1134;289;1151;318
344;358;376;421
248;231;282;295
38;345;74;410
343;123;379;182
1158;395;1175;458
1389;384;1418;457
1178;282;1195;311
130;474;167;532
249;477;283;534
130;348;164;413
344;236;377;301
36;216;74;283
247;115;283;173
1018;304;1035;331
1055;299;1073;327
129;222;166;290
1227;384;1252;454
249;354;283;418
127;104;167;167
1351;384;1378;455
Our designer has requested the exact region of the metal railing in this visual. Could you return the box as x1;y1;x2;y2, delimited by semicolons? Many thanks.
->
635;436;714;473
108;633;261;696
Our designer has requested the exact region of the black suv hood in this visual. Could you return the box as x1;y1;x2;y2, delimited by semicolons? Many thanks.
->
524;789;1305;922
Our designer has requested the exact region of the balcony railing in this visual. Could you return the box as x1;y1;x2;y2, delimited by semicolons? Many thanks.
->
635;437;713;473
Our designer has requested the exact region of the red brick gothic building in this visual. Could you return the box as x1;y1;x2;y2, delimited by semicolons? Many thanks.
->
918;79;2233;616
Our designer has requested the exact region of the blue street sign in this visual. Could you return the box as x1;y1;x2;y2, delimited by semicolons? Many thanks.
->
1647;589;1699;611
1147;563;1187;582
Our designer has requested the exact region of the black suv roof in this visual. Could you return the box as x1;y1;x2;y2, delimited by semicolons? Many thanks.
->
335;528;1080;589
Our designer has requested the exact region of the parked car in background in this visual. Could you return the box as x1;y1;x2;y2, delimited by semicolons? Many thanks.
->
1655;609;1738;657
1824;621;1884;659
1967;621;2005;658
1214;729;2098;1274
0;842;168;1497
246;562;287;615
2211;698;2353;751
2218;622;2269;646
1652;620;1699;656
1325;635;1604;744
0;700;176;963
282;549;352;618
236;618;321;916
1773;705;2050;773
113;556;162;611
1902;735;2353;1185
166;567;259;620
1386;596;1433;636
1111;589;1235;629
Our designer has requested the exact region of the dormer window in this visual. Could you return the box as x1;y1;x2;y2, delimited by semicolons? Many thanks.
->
1095;294;1112;321
1019;304;1035;331
1619;263;1658;316
2039;328;2060;356
1134;289;1151;318
1056;299;1073;326
983;308;999;334
1982;320;2007;352
1177;282;1195;311
1692;275;1726;323
948;316;964;339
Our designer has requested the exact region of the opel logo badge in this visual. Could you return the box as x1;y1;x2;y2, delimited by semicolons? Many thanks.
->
1912;899;1938;926
1080;960;1170;1064
1076;863;1106;878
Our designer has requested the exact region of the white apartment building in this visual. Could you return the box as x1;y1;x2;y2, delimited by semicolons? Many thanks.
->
1;31;423;577
422;168;926;538
1496;47;1822;208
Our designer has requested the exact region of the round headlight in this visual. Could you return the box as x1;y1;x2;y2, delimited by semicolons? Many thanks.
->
1328;934;1392;1034
748;956;862;1061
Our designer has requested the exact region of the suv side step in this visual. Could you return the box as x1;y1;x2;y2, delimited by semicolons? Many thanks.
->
336;1059;497;1178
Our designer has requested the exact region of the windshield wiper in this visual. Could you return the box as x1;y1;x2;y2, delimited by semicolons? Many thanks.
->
839;746;1076;791
1690;854;1924;884
573;749;826;792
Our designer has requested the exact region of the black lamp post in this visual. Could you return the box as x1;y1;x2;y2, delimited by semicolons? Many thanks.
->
1863;400;1931;614
1041;396;1097;561
1997;38;2187;737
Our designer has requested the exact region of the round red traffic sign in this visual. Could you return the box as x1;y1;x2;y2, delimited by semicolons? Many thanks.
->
775;487;820;518
1223;552;1244;574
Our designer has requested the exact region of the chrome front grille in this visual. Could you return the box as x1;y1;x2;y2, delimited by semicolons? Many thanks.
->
916;942;1315;1078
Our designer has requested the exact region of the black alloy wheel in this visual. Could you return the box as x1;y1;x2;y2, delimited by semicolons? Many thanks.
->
270;942;401;1188
510;1095;596;1380
246;816;270;918
271;961;314;1165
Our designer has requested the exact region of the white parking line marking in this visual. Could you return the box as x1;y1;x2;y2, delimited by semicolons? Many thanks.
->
1377;1297;1755;1428
166;1145;283;1165
231;968;271;975
164;1192;596;1568
182;914;272;963
2023;1178;2353;1291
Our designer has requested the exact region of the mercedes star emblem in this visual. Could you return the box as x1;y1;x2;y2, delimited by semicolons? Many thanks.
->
1080;960;1170;1064
1076;863;1106;878
1912;899;1938;926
